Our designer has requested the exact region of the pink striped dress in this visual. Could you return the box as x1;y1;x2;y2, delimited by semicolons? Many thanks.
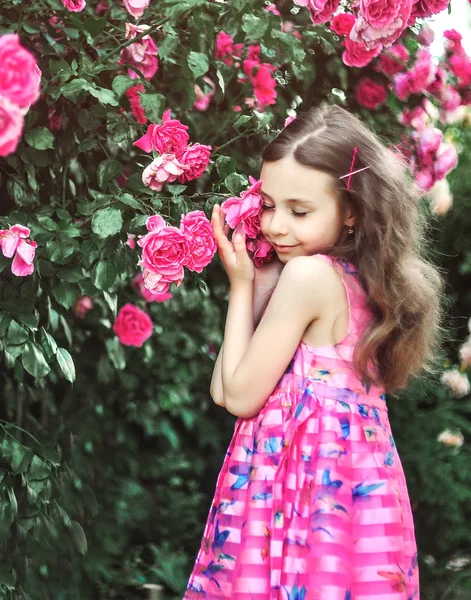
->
184;254;419;600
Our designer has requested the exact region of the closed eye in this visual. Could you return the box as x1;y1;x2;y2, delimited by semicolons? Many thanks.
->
261;204;308;218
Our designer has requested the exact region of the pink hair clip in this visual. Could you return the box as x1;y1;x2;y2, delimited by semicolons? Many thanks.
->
338;147;370;190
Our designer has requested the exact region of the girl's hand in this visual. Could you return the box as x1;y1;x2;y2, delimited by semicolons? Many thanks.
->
253;257;284;326
211;204;255;288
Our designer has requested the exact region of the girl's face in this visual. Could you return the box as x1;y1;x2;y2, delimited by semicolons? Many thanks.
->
259;155;353;263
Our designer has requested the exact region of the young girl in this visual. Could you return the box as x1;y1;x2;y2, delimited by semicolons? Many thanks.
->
183;104;443;600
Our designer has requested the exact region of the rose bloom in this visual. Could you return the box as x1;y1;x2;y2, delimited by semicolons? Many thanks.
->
378;43;409;76
137;218;188;286
0;224;37;276
427;178;453;216
141;269;172;294
330;13;356;36
399;106;429;131
221;176;263;237
177;144;212;183
355;77;387;110
142;154;188;191
132;272;173;302
62;0;86;10
194;77;216;111
0;94;24;157
350;0;412;51
417;127;443;167
0;34;41;110
439;86;461;112
113;303;153;347
294;0;341;24
411;0;450;19
417;22;434;46
434;144;458;180
121;22;158;80
134;108;189;155
441;368;470;398
73;296;94;318
437;429;464;448
414;168;434;191
459;340;471;366
180;210;217;273
215;31;244;66
265;3;280;15
252;64;277;107
449;54;471;87
342;36;381;68
246;236;275;267
123;0;150;19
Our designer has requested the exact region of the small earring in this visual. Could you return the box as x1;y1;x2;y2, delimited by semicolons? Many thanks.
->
348;226;354;235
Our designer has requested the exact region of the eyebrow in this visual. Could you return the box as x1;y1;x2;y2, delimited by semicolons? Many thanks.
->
260;189;312;206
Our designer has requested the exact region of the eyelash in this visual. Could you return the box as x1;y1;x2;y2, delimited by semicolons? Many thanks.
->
261;204;308;218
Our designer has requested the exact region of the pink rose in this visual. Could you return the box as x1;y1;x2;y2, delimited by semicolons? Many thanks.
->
265;3;281;15
215;32;244;67
134;109;189;154
0;34;41;110
355;77;387;109
342;37;381;68
378;43;408;76
246;236;275;267
350;0;413;50
252;64;278;107
194;77;216;111
141;269;172;294
0;224;37;277
294;0;341;24
0;94;24;157
330;13;356;36
126;84;147;124
417;127;443;166
142;154;188;191
123;0;150;19
394;49;436;99
121;23;158;80
439;86;461;111
411;0;450;19
62;0;86;11
177;144;212;183
132;272;173;302
137;218;188;285
127;233;136;249
443;29;464;55
449;54;471;87
96;0;108;14
399;106;428;131
427;178;453;216
113;303;153;347
73;296;94;318
221;176;263;238
180;210;217;273
434;144;458;180
414;169;434;191
426;66;446;96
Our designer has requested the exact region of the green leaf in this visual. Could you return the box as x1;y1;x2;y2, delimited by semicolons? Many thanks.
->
24;127;54;151
117;193;143;210
188;51;209;79
92;207;123;238
88;85;119;106
70;521;88;555
242;14;268;42
97;160;122;191
21;342;51;379
216;155;237;178
140;93;165;122
40;327;58;357
93;260;117;290
61;78;88;96
112;75;135;98
6;321;29;345
83;16;106;38
0;566;16;589
53;282;78;310
29;456;51;480
56;348;76;383
11;446;33;474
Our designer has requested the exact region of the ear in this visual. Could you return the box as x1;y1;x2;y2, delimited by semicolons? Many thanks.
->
343;202;356;228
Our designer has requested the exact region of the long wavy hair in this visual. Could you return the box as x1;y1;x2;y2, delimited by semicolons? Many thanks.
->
261;103;446;394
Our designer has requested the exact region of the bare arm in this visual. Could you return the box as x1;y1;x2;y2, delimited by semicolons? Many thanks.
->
210;257;284;408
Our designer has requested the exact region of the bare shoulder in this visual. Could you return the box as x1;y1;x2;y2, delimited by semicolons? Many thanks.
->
281;255;345;303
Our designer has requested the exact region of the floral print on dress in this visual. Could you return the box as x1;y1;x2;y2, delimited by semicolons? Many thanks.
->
183;254;419;600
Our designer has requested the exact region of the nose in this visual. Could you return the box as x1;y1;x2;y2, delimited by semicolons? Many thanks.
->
266;209;289;237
